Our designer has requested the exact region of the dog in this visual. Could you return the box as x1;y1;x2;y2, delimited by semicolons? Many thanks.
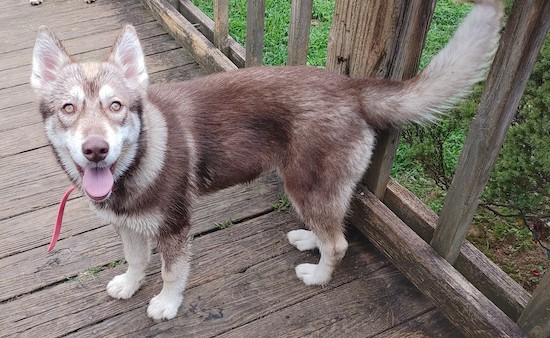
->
30;0;502;321
31;0;94;5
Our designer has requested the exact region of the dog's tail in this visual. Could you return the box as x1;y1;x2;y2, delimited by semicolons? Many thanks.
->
363;0;503;126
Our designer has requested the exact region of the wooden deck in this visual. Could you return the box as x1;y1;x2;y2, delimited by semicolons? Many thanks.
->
0;1;463;336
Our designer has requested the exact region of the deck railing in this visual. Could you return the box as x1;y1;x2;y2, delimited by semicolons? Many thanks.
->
142;0;550;336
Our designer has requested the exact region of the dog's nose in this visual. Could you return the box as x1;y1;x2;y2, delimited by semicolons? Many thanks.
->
82;136;109;163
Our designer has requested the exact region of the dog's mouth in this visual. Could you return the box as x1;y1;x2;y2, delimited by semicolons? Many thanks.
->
77;164;116;202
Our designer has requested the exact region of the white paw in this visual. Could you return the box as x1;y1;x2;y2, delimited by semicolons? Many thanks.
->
106;273;142;299
147;292;182;320
287;229;318;251
295;263;330;286
30;0;43;5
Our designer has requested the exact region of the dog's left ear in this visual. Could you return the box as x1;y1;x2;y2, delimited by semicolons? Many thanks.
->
109;25;148;90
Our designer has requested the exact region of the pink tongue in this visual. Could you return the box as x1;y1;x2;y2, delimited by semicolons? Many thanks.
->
82;167;114;200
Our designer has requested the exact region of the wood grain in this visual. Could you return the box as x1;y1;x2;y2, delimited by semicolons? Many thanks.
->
287;0;313;66
222;268;449;338
384;179;530;321
350;184;526;337
64;234;393;337
245;0;265;67
0;172;281;259
213;0;229;55
326;0;435;198
1;211;298;337
179;0;245;68
141;0;237;73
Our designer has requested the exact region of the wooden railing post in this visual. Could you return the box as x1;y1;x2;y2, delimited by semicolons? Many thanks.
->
518;269;550;337
213;0;229;56
245;0;265;67
326;0;435;199
287;0;313;66
430;0;550;264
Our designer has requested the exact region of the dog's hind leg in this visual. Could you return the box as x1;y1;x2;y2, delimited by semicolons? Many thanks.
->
147;230;191;320
107;227;151;299
284;125;375;285
283;170;355;286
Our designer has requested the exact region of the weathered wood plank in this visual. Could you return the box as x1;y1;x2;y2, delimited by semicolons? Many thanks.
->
431;0;550;264
0;25;179;90
367;2;435;199
365;128;401;198
148;60;205;83
1;2;153;54
221;268;451;338
374;308;465;338
0;174;282;302
140;0;237;73
179;0;245;68
518;269;550;338
64;236;391;337
384;179;530;321
0;225;123;303
245;0;265;67
1;211;299;337
287;0;313;66
213;0;229;55
0;0;138;22
350;184;527;337
1;19;162;71
0;172;281;259
0;147;69;220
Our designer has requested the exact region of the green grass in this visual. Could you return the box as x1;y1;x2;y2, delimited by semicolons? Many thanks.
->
271;193;291;212
214;218;234;230
66;259;127;283
192;0;333;66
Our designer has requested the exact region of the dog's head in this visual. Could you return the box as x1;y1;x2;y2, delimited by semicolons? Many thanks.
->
31;25;147;202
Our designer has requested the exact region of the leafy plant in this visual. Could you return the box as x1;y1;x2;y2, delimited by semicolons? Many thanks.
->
215;218;234;230
271;193;291;212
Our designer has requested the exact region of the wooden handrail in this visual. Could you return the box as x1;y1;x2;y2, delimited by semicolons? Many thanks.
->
179;0;245;68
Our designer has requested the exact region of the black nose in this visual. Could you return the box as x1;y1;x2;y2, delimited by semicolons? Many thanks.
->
82;136;109;163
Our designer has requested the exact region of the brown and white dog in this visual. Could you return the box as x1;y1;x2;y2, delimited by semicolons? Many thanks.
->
31;0;502;321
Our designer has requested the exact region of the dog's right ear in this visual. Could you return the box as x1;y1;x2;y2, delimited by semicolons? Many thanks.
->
31;26;72;93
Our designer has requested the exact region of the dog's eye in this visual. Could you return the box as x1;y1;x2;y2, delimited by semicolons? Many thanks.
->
110;101;122;112
62;103;75;114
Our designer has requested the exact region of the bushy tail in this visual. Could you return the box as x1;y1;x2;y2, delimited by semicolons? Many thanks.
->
364;0;504;125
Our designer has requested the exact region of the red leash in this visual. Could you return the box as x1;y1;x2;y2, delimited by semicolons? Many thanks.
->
47;186;77;252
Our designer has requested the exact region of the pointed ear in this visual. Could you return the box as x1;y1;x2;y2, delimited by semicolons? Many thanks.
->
31;26;72;92
109;25;148;89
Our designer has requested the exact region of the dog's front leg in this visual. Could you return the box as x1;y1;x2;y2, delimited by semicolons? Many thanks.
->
147;233;190;320
107;226;151;299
